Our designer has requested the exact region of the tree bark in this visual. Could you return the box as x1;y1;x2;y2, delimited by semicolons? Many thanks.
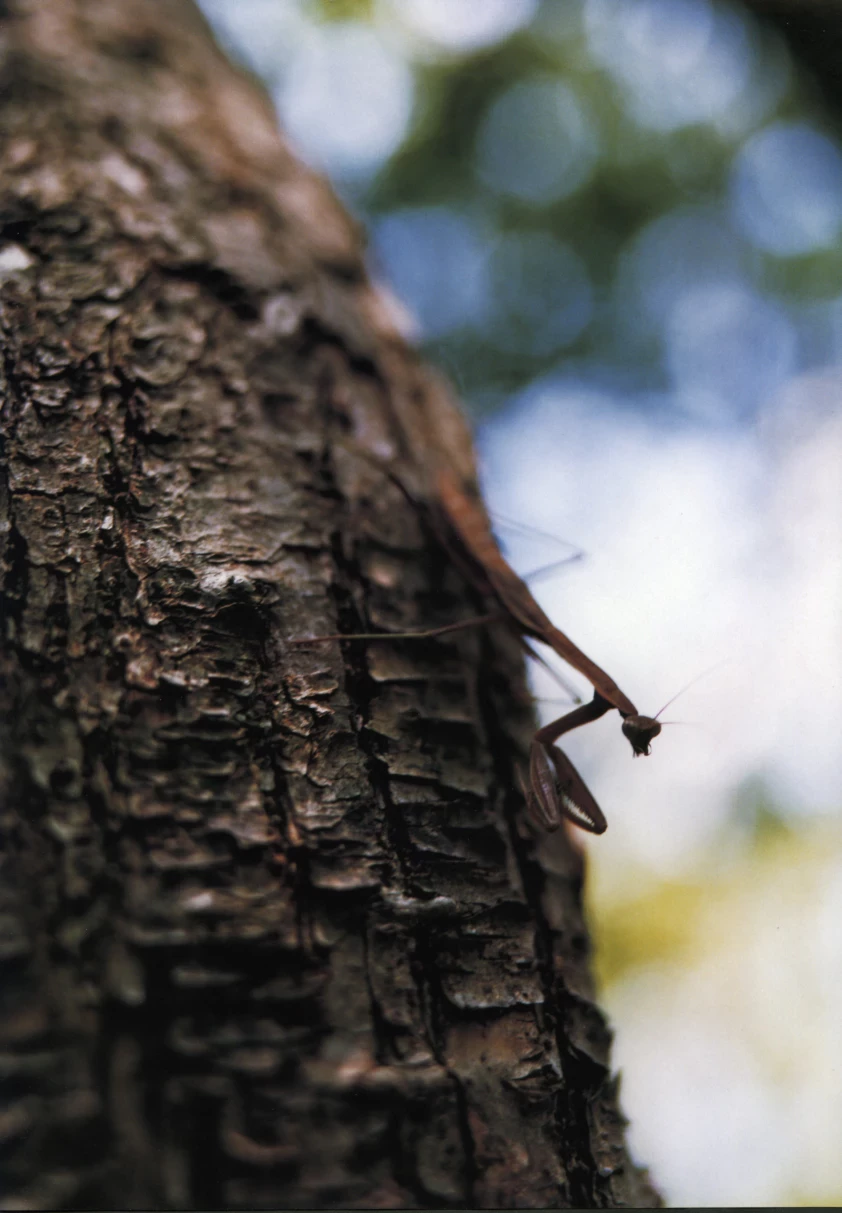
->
0;1;660;1208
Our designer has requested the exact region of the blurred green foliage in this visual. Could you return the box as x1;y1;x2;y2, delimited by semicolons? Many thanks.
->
350;3;833;414
203;0;842;421
310;0;374;23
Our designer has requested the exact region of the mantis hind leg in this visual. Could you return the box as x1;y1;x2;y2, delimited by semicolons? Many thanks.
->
291;610;504;645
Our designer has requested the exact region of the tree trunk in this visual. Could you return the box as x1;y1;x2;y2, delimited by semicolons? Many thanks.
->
0;1;659;1208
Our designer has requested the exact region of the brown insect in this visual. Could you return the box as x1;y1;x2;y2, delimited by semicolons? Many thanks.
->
293;355;667;834
431;468;663;833
295;447;667;835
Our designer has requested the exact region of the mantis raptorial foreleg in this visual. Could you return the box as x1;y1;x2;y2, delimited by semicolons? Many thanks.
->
524;693;613;833
527;741;608;835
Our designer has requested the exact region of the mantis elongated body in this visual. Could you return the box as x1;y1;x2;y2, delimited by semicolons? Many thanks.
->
295;360;661;834
296;453;662;835
431;468;661;833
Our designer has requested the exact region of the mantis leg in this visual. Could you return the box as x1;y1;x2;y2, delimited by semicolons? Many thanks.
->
292;611;505;645
524;737;607;835
534;690;615;746
545;743;607;834
524;691;614;833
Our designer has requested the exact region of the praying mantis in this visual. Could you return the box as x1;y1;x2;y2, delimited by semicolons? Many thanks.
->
433;467;664;834
294;367;664;835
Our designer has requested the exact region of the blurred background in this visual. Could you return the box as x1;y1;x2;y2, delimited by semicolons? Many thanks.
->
198;0;842;1204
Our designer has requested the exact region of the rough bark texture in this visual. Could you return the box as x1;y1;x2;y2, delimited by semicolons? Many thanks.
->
0;2;660;1208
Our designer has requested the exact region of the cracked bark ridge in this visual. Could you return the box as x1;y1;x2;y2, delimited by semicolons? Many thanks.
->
0;1;661;1208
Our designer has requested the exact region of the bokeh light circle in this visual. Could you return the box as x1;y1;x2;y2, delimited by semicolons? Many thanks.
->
730;121;842;256
475;76;598;204
275;24;414;179
395;0;538;53
372;207;489;338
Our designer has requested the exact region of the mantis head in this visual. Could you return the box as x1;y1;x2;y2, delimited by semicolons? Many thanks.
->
621;714;662;756
621;662;725;756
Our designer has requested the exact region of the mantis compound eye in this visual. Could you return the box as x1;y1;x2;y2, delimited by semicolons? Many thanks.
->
621;714;662;756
